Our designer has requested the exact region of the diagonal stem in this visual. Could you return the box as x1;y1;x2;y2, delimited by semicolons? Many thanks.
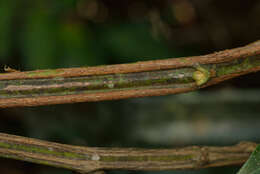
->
0;40;260;108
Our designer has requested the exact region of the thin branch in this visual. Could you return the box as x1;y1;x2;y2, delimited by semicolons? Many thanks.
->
0;132;257;173
0;40;260;108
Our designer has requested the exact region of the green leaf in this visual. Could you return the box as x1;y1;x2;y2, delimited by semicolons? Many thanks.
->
237;145;260;174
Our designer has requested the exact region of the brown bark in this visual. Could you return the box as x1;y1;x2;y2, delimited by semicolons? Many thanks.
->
0;132;256;173
0;40;259;108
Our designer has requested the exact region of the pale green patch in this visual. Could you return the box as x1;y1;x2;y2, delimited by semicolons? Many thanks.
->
100;154;193;162
179;58;189;63
217;57;259;77
0;141;89;160
26;69;63;77
107;83;114;88
192;65;210;86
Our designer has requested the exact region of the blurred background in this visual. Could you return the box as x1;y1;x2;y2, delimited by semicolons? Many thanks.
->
0;0;260;174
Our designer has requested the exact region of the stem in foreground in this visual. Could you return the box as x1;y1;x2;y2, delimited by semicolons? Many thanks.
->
0;132;256;173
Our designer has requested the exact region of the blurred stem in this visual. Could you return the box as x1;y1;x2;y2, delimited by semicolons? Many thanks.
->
0;40;260;108
0;132;257;173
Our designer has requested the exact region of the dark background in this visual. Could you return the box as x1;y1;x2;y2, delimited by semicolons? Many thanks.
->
0;0;260;174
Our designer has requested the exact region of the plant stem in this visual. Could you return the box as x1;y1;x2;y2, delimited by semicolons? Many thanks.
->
0;132;256;173
0;40;260;108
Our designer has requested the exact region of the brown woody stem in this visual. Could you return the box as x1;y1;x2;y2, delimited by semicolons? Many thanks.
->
0;40;260;108
0;132;257;173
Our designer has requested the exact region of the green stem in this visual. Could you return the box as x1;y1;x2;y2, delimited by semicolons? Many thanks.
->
0;132;256;173
0;68;194;99
1;56;260;99
0;40;259;107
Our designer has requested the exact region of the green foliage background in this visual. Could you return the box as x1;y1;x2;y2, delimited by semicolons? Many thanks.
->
0;0;179;70
0;0;260;174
